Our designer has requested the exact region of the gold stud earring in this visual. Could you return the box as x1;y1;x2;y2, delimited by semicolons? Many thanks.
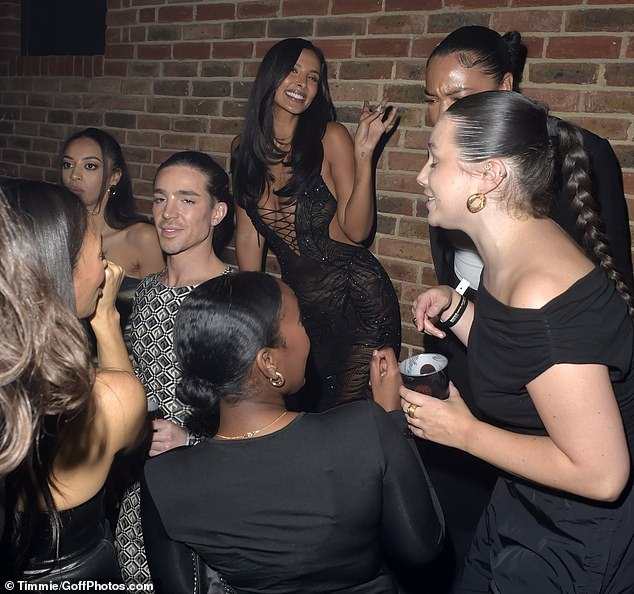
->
269;371;285;388
484;163;492;171
466;193;486;213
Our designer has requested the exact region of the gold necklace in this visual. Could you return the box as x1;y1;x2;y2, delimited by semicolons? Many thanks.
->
215;411;288;440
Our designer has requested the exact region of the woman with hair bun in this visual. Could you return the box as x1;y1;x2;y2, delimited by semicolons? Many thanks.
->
141;271;443;594
406;90;634;592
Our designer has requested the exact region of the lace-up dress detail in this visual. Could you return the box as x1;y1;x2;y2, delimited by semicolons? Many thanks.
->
248;177;401;411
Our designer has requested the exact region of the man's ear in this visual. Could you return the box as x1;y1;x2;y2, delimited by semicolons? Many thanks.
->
211;201;228;227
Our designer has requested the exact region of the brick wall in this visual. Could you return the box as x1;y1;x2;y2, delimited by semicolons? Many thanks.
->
1;0;633;356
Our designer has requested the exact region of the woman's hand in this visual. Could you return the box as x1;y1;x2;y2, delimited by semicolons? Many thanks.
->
92;260;125;323
411;285;454;338
370;347;402;411
149;419;188;456
354;97;398;161
400;382;477;450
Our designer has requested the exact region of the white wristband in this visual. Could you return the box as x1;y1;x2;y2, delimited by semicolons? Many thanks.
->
455;278;470;296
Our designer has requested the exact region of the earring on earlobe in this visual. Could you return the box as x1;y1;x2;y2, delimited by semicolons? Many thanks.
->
108;185;117;198
484;163;492;171
466;193;486;213
269;371;285;388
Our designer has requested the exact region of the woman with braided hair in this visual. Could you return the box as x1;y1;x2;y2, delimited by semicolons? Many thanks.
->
405;90;634;592
416;26;633;591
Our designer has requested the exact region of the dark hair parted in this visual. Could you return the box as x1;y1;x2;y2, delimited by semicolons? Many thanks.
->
156;151;234;256
430;26;527;92
174;272;283;426
446;91;634;316
1;178;88;311
232;38;336;212
61;127;148;229
0;180;94;568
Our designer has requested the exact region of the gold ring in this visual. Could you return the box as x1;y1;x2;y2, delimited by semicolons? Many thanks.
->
406;403;418;419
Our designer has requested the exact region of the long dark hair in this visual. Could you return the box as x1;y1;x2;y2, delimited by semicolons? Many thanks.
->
2;179;88;310
233;38;336;212
446;91;634;316
0;179;94;570
174;272;283;433
61;127;149;229
156;151;234;256
429;26;527;92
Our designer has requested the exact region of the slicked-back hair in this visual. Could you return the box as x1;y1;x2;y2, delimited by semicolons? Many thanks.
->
174;272;283;425
61;127;147;229
446;91;634;316
429;26;527;92
233;38;336;213
155;151;234;255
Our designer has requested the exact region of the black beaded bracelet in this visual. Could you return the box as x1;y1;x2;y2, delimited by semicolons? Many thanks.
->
442;293;468;328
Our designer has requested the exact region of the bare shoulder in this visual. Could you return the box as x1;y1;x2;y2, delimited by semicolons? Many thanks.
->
509;261;594;309
126;222;159;249
324;121;351;145
93;370;145;414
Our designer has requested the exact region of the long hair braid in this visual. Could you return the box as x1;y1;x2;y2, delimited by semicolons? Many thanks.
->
552;117;634;317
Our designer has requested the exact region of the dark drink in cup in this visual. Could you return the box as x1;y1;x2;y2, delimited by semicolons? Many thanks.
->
399;354;449;399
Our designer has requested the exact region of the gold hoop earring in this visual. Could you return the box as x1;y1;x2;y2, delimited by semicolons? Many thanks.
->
269;371;285;388
466;193;486;213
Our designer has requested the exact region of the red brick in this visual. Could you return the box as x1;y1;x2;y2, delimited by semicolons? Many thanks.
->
316;17;365;37
386;0;441;9
446;0;505;7
212;42;254;59
283;0;329;16
572;117;630;141
105;44;135;59
379;257;419;283
104;61;128;77
565;8;634;32
492;10;563;33
530;63;598;86
357;39;410;58
583;91;634;115
237;0;278;18
513;0;576;5
182;23;222;41
411;36;443;59
379;237;431;262
107;9;138;27
368;15;426;35
622;173;634;196
196;3;235;21
523;88;580;113
332;0;382;14
138;115;171;131
605;64;634;87
158;5;194;23
328;81;379;102
173;43;211;60
339;61;393;80
387;150;426;173
137;44;171;60
316;40;354;60
546;36;621;59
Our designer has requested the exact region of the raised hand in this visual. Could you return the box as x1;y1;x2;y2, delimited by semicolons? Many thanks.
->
354;97;398;161
411;285;454;338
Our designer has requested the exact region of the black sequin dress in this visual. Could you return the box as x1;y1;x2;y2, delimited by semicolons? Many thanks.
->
247;177;401;411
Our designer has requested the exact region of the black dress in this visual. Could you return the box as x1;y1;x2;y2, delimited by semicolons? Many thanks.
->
2;489;121;582
141;400;444;594
424;125;633;588
247;177;401;411
456;268;634;593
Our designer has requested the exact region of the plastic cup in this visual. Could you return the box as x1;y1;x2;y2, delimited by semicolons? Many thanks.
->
399;353;449;399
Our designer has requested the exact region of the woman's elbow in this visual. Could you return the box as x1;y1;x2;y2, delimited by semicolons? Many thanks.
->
586;463;630;502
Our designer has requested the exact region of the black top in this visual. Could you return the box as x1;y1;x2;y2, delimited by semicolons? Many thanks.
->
142;400;444;594
470;267;634;452
246;177;401;410
430;125;634;292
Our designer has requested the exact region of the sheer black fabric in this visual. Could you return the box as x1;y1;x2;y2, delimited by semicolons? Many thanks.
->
247;178;401;411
